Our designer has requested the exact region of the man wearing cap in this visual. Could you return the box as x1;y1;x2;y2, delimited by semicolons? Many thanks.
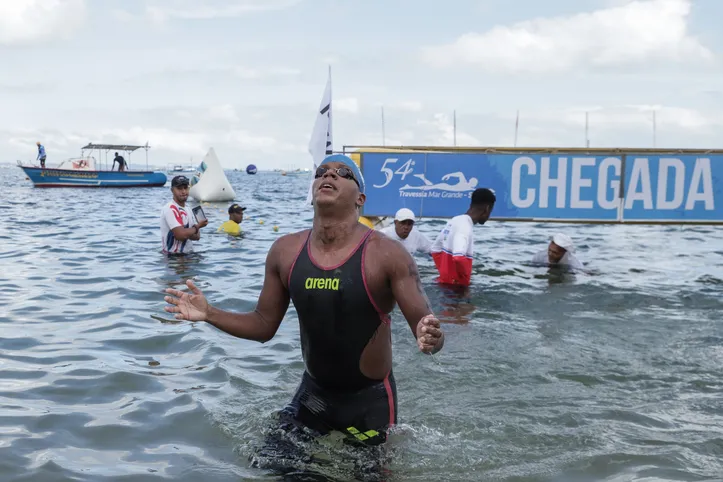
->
532;233;583;270
218;203;246;236
379;208;432;256
160;175;209;254
430;188;496;287
164;153;444;476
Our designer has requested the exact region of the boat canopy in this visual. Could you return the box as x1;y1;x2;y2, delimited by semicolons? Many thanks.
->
81;143;149;152
81;143;151;169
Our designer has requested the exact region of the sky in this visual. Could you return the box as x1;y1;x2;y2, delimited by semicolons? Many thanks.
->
1;0;722;170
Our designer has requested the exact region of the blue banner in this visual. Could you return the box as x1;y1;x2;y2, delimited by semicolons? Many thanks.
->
622;155;720;221
360;152;723;223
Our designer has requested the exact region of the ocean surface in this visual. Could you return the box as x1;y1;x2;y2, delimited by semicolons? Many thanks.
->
1;163;723;481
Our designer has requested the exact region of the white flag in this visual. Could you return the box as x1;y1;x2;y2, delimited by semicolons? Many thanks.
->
305;67;333;205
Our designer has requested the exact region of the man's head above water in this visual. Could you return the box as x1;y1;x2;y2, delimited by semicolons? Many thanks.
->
547;233;574;264
393;208;416;239
312;154;366;213
171;175;190;206
467;188;496;224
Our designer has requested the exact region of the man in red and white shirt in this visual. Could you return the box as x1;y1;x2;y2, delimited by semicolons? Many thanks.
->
160;175;209;254
430;188;496;286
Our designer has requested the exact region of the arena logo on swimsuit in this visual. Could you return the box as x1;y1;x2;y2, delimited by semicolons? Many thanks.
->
304;277;340;290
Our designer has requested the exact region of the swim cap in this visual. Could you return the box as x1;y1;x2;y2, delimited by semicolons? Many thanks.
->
320;154;365;194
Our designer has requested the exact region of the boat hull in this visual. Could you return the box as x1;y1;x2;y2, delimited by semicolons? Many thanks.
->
19;166;167;188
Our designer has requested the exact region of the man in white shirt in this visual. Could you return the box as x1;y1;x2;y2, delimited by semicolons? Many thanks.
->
160;175;209;254
430;188;496;286
379;208;432;255
531;233;584;270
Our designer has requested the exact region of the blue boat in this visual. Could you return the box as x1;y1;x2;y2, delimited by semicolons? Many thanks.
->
18;143;167;188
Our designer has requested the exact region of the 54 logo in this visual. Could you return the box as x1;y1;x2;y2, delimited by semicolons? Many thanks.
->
373;158;416;188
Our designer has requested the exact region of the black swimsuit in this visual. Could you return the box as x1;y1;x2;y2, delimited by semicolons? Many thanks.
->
252;230;398;478
289;229;390;389
283;229;397;441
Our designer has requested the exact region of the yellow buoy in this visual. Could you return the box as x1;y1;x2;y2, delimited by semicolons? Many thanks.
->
273;226;279;232
259;219;264;225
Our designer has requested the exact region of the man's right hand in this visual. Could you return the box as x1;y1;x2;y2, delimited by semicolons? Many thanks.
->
164;280;209;321
197;219;209;229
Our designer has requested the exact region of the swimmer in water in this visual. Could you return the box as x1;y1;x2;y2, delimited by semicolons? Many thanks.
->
217;203;246;236
163;154;444;477
531;233;584;270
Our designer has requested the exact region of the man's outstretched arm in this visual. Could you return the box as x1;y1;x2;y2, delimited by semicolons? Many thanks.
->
385;239;444;354
205;238;290;342
165;237;291;343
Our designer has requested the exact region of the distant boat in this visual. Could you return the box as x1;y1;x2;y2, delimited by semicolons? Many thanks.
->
17;143;167;188
166;163;196;175
285;168;306;176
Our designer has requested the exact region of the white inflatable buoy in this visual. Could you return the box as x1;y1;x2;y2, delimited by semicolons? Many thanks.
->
189;147;236;202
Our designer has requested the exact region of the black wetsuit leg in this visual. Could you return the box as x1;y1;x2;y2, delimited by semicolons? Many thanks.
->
252;371;398;480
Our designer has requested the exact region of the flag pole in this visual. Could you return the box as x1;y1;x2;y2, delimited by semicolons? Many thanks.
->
585;111;590;148
514;110;519;147
453;110;457;146
381;106;386;146
327;64;332;156
653;110;657;148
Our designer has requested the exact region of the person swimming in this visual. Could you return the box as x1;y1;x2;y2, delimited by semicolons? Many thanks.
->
531;233;584;270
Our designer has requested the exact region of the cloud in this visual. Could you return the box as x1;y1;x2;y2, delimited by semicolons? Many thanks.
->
232;66;301;80
7;128;87;152
537;104;719;131
336;98;359;114
88;127;210;156
205;104;240;123
394;101;423;113
585;104;716;130
0;81;56;92
416;113;480;146
121;65;302;85
502;104;723;148
0;0;86;46
373;100;424;113
110;9;135;22
226;130;303;153
143;0;301;22
421;0;713;73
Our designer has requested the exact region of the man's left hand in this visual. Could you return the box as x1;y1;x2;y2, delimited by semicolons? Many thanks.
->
416;314;443;353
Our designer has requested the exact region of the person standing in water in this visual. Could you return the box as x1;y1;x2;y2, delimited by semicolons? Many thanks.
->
163;154;444;473
379;207;432;256
160;175;208;254
430;188;496;286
